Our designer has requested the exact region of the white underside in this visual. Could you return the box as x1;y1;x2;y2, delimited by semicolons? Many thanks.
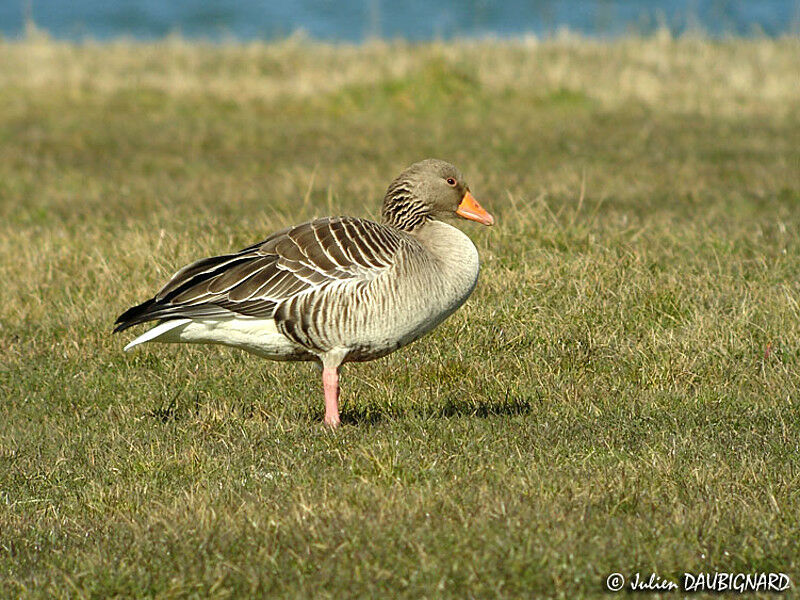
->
124;317;304;360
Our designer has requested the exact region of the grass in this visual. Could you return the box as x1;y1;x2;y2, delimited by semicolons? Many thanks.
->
1;32;800;598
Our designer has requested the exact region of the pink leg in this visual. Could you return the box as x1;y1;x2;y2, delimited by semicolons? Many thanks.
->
322;367;340;427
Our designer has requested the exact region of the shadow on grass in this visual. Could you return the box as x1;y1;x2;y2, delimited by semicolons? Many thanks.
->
145;394;180;423
144;390;203;423
142;390;535;427
339;394;534;426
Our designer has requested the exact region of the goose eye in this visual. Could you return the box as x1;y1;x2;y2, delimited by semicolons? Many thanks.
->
446;178;457;186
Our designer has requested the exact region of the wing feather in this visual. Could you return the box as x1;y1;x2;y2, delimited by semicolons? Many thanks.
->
114;216;406;333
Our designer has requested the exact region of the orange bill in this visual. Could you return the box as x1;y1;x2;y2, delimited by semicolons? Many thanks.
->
456;191;495;226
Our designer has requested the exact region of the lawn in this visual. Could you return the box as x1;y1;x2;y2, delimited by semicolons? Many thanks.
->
1;32;799;598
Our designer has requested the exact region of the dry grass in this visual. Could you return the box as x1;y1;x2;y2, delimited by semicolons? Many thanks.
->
1;35;799;598
3;32;799;116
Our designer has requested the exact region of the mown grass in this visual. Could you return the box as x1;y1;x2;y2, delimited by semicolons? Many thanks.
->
1;33;800;598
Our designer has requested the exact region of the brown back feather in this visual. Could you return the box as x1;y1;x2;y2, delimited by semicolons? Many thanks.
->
114;216;405;332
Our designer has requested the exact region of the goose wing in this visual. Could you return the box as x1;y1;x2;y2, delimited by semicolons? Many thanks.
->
114;216;404;332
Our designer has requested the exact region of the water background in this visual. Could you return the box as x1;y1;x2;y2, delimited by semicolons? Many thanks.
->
2;0;798;41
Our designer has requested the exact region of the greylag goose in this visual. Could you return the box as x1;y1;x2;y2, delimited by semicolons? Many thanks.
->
115;159;494;426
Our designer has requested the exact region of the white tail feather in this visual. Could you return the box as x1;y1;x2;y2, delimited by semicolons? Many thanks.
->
123;319;191;352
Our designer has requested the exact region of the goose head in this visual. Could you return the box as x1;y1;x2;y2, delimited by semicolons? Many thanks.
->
381;159;495;232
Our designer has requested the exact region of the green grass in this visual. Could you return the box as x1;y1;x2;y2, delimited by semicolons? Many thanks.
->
1;34;800;598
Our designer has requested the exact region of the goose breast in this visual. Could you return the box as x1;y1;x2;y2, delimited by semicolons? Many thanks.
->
305;220;480;362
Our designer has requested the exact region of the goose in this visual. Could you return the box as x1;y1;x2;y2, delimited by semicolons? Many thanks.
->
115;159;494;427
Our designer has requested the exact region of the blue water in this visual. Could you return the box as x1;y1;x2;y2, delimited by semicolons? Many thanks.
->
1;0;798;41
